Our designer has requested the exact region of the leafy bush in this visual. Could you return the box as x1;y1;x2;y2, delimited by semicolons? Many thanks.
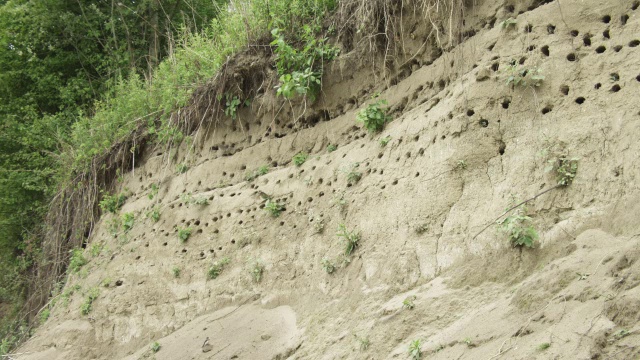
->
80;288;99;315
177;227;192;242
207;257;231;279
224;94;241;119
68;249;87;273
321;258;336;274
379;135;391;147
505;63;545;87
99;192;127;214
265;200;285;217
409;339;422;359
121;213;135;232
327;144;337;152
271;26;339;101
250;260;265;283
176;163;189;174
337;224;360;256
346;163;362;185
245;165;270;181
292;152;308;166
357;99;392;132
172;267;181;278
499;207;538;248
147;207;161;222
151;341;161;353
147;184;159;200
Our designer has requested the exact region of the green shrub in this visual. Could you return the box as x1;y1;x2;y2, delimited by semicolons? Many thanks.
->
292;152;308;166
327;144;337;152
121;212;135;232
321;258;335;274
346;163;362;185
99;192;127;213
499;207;538;248
505;63;545;87
250;260;265;283
151;341;161;353
245;165;270;181
177;227;192;242
409;339;422;359
147;183;159;200
68;249;87;273
176;163;189;174
207;257;230;279
172;267;181;278
357;99;392;132
224;94;241;119
80;288;99;315
265;200;285;217
147;207;161;222
403;296;416;310
337;224;360;256
550;157;579;186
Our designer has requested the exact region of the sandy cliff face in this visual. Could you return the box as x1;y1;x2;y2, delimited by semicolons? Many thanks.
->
16;0;640;359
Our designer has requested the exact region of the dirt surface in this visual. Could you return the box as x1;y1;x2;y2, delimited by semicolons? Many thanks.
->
13;0;640;359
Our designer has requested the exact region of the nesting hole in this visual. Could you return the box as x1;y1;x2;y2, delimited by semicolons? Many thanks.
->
575;97;586;104
541;45;550;56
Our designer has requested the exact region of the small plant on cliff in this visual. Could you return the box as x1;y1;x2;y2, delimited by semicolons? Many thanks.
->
177;227;192;242
537;342;551;351
505;63;545;88
207;257;230;280
327;144;337;152
69;248;87;273
151;341;161;353
337;224;361;256
80;288;99;315
409;339;422;359
538;138;579;186
224;94;241;119
176;163;189;174
172;267;181;278
403;296;417;310
292;152;308;166
379;135;391;147
121;212;135;232
499;206;538;248
345;163;362;185
146;207;161;222
500;17;517;29
245;165;270;181
357;97;392;132
265;199;285;217
147;183;159;200
250;260;265;283
99;192;127;213
321;258;336;274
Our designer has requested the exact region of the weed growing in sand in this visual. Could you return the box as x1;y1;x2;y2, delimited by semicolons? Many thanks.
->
69;248;87;273
537;342;551;351
245;165;270;181
499;206;538;248
357;97;391;132
345;163;362;185
337;224;360;256
614;329;630;339
250;260;265;283
454;160;468;171
147;183;159;200
99;192;127;213
409;339;422;359
39;307;50;323
505;63;545;88
379;135;391;147
462;338;475;348
538;138;579;186
90;243;103;257
207;257;230;280
146;207;161;222
403;296;416;310
224;94;241;119
176;227;192;242
172;267;181;278
181;193;209;206
293;152;308;166
415;223;429;235
355;335;370;351
80;288;99;315
500;17;517;29
121;212;135;232
321;258;336;274
327;144;337;152
176;163;189;174
151;341;161;353
264;199;285;217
